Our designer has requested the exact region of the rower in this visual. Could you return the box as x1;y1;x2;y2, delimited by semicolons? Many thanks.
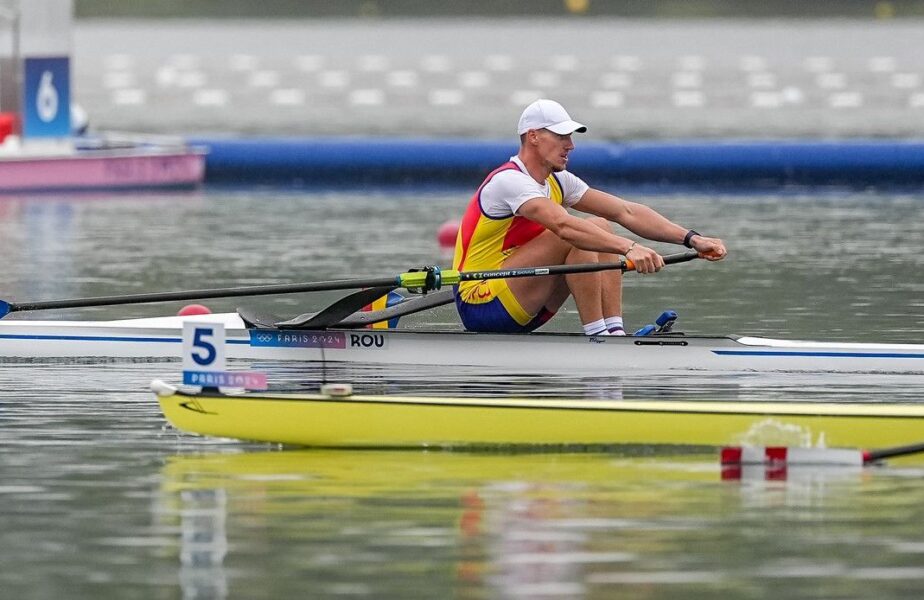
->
451;98;727;336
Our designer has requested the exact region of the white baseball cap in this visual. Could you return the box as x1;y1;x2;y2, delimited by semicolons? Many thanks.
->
517;99;587;135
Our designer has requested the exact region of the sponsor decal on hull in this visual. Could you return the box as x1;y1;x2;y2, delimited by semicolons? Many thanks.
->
249;331;387;350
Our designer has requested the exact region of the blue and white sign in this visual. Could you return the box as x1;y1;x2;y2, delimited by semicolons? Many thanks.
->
22;56;71;138
182;322;267;390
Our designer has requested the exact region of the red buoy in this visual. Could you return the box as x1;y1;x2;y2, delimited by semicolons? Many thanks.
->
437;219;459;249
177;304;212;316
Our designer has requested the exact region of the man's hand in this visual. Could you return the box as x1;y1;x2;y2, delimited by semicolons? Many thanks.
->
626;244;664;273
691;235;727;261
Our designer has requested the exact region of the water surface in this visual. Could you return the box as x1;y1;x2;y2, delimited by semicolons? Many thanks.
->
1;188;923;599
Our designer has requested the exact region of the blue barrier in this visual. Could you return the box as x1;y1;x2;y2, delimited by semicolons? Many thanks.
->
190;137;924;188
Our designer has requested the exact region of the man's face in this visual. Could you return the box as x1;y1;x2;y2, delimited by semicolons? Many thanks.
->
534;129;575;172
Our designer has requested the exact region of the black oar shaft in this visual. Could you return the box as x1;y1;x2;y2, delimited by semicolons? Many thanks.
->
5;276;400;313
865;441;924;463
1;251;699;316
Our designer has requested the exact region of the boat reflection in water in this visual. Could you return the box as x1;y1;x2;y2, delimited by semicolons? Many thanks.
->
156;447;916;598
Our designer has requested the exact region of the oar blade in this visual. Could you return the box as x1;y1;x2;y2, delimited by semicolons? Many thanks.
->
275;286;397;329
339;288;455;328
0;300;10;319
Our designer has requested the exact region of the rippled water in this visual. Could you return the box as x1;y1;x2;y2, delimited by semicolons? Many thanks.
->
1;188;924;598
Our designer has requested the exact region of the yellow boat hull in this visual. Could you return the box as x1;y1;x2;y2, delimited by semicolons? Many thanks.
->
154;382;924;450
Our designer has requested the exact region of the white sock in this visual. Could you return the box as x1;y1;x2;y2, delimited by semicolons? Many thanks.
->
605;316;625;334
582;318;608;336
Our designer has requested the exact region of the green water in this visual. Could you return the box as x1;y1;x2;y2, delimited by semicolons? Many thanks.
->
1;188;923;598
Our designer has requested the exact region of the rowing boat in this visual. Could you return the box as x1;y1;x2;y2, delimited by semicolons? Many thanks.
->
2;253;920;374
2;309;923;374
152;380;924;450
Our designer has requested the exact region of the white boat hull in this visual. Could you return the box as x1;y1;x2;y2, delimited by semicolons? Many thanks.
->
0;312;922;374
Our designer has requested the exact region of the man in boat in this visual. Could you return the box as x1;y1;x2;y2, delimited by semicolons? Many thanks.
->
452;98;727;336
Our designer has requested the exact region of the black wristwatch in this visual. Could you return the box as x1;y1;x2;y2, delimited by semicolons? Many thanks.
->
683;229;700;248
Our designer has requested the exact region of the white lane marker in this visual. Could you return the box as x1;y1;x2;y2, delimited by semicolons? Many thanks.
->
112;89;146;106
672;72;702;88
739;55;767;72
510;90;543;105
421;54;451;73
530;71;561;88
892;73;921;89
156;65;177;87
869;56;897;72
780;86;804;104
750;91;783;108
350;89;385;106
458;71;490;88
599;72;631;89
429;89;464;106
804;56;834;72
103;71;135;89
193;89;230;107
249;71;280;88
747;72;777;88
590;91;624;108
816;73;847;89
176;71;206;88
673;90;705;107
386;70;419;87
829;92;863;108
270;89;305;106
319;70;350;88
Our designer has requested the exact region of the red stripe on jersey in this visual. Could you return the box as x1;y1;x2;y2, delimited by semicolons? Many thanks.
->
454;162;518;270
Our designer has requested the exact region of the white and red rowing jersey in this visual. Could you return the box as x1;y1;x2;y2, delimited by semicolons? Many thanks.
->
452;156;588;305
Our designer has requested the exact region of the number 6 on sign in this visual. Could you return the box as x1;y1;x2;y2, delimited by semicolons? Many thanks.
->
183;322;226;373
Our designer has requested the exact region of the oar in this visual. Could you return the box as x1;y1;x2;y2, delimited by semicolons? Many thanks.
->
275;286;397;329
723;441;924;467
277;288;456;330
0;251;699;318
864;441;924;464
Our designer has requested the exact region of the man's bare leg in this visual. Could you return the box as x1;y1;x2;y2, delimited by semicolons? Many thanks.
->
563;246;606;324
599;251;623;319
501;227;622;327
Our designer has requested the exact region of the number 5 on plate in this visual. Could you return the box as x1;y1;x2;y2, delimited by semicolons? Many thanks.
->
182;321;226;374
